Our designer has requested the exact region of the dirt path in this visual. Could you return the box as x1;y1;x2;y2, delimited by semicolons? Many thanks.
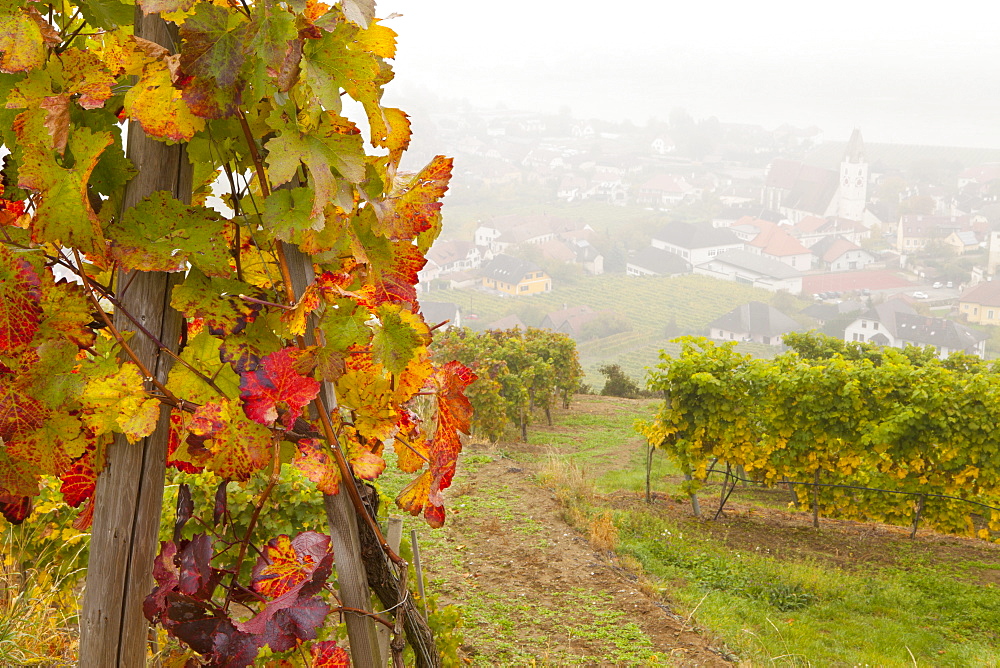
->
420;446;733;666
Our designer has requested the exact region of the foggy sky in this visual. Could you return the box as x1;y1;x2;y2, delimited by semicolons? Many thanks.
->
383;1;1000;148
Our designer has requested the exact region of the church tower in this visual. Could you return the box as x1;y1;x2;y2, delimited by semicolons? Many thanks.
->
838;128;868;221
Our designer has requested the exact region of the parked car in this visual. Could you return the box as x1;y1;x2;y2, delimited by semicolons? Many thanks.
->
913;291;929;299
932;281;942;289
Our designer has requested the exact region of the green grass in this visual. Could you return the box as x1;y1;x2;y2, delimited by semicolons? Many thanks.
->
528;396;1000;667
610;507;1000;666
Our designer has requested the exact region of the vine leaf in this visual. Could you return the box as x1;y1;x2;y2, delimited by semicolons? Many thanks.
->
343;426;385;480
353;211;425;304
107;191;233;276
0;493;32;524
251;531;330;599
168;399;273;481
311;640;351;667
0;8;56;73
59;439;97;508
80;362;161;442
264;112;365;224
240;347;321;429
340;0;375;28
396;361;476;527
0;246;43;351
0;448;41;498
371;303;430;376
15;118;111;260
0;370;47;441
237;532;333;652
177;2;249;118
336;355;397;442
293;438;341;494
371;155;452;241
170;270;262;337
8;411;90;479
124;55;206;142
392;410;427;474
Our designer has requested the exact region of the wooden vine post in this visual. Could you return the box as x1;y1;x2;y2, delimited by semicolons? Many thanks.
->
79;12;191;665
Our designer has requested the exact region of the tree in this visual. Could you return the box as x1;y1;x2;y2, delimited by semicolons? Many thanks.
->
0;0;471;665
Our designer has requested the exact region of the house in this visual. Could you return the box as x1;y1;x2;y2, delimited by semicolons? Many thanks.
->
650;135;676;155
944;230;980;255
844;299;986;358
959;281;1000;325
573;242;604;275
480;255;551;296
762;158;840;222
634;174;695;209
626;247;691;277
539;305;616;339
420;302;461;330
485;314;525;331
708;302;801;346
474;214;592;255
556;175;590;202
421;240;482;278
650;222;743;265
732;217;813;271
895;214;986;253
810;236;876;272
694;249;803;294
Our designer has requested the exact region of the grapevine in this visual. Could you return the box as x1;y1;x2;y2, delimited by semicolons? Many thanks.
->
640;334;1000;540
0;0;472;664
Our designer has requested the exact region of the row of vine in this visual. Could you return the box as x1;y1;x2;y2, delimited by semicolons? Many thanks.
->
639;333;1000;539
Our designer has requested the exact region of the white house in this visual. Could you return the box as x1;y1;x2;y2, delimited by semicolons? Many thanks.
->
844;299;987;358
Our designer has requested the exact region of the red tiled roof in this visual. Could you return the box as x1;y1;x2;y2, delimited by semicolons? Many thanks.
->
743;220;810;257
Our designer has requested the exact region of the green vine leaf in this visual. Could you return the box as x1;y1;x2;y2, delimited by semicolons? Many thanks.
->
108;190;233;276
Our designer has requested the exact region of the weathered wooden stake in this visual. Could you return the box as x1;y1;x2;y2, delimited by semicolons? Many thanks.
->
79;11;190;666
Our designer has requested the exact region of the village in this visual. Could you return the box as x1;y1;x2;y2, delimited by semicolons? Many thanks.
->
412;103;1000;366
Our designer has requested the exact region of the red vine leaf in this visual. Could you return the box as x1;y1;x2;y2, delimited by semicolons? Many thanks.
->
0;493;32;524
311;640;351;666
59;438;97;508
353;212;425;304
168;400;273;481
251;531;330;600
240;347;321;429
0;376;46;441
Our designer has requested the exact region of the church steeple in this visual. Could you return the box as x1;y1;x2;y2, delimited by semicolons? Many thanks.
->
844;127;865;163
838;128;868;222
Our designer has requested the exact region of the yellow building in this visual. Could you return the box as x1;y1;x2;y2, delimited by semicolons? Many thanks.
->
480;254;551;296
959;281;1000;325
